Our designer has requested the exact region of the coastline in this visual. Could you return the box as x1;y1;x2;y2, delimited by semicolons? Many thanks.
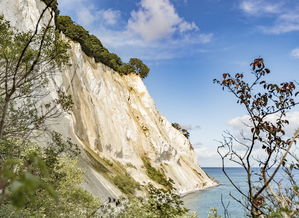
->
180;182;220;198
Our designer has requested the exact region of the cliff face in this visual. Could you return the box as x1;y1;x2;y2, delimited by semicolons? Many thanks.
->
0;0;216;199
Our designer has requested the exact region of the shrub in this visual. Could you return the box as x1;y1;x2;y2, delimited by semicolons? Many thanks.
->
84;151;140;196
117;184;196;218
128;58;150;78
40;1;151;78
112;174;140;196
142;157;173;190
171;123;190;139
55;16;150;77
126;163;137;169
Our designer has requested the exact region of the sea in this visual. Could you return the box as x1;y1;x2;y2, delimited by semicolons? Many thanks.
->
183;167;299;218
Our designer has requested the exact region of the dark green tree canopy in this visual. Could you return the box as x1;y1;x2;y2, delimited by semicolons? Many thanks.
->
129;58;150;79
56;16;150;78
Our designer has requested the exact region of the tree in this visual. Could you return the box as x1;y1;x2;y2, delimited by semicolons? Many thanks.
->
128;58;150;79
0;11;69;139
97;184;196;218
214;58;299;217
0;3;100;215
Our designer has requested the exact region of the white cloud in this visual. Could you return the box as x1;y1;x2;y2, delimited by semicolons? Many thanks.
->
263;13;299;34
240;0;281;15
76;7;121;27
127;0;198;42
291;48;299;59
179;21;199;32
228;111;299;137
228;114;250;129
195;147;218;158
226;111;299;166
98;9;120;26
77;7;95;27
58;0;211;60
239;1;299;34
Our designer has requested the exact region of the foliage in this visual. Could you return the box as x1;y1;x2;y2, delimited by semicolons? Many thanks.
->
56;16;119;72
0;139;55;208
97;184;196;218
0;137;100;217
214;58;299;217
117;184;195;218
55;16;150;78
86;151;140;196
128;58;150;78
43;132;80;177
172;123;190;139
142;157;173;190
126;163;137;169
0;14;101;217
41;0;60;16
0;15;70;139
43;1;150;78
208;208;221;218
112;174;140;196
38;158;99;217
0;13;71;206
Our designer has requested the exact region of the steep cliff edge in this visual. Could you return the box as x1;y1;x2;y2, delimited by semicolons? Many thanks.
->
0;0;217;199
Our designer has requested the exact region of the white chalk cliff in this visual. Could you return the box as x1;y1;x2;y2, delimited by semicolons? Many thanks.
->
0;0;217;199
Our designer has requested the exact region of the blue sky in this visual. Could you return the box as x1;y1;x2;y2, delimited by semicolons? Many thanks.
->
58;0;299;167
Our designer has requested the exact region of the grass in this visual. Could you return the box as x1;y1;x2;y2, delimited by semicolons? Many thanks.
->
112;174;140;196
126;163;137;169
84;149;140;196
141;156;173;190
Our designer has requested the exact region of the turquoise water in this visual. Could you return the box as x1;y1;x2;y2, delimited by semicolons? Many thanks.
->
183;168;247;217
183;167;299;218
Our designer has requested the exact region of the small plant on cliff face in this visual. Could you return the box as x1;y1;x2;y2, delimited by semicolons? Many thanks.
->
214;58;299;217
172;123;190;139
112;174;140;196
142;157;173;190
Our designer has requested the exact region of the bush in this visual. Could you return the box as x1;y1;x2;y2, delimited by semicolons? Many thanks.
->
40;1;151;78
117;184;196;218
128;58;150;78
112;174;140;196
142;157;173;190
55;16;150;77
0;139;100;217
171;123;190;139
85;151;140;196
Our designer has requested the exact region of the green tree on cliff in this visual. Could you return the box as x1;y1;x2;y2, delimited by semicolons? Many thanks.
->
128;58;150;78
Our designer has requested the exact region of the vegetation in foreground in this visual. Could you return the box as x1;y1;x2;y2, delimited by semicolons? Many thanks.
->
213;58;299;217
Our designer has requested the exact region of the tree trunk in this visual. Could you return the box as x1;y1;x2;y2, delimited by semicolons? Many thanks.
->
0;98;9;139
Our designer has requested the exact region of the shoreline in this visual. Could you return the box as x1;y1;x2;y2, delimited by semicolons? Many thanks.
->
180;182;220;198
